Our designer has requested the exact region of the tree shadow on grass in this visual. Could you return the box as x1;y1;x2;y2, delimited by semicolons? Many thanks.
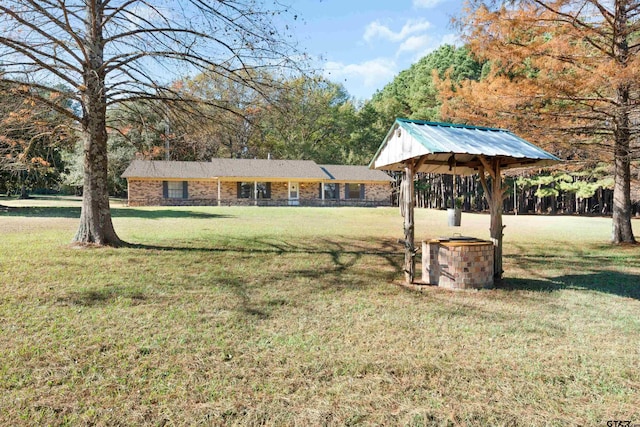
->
499;271;640;300
508;245;640;271
503;243;640;299
288;238;405;288
0;206;233;219
56;277;269;319
131;236;401;258
57;237;403;319
130;236;405;291
56;285;148;307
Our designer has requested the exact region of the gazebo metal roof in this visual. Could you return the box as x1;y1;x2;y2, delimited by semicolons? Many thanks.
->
370;118;560;175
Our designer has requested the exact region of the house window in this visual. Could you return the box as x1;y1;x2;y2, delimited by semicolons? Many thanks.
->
345;183;364;199
256;182;271;199
163;181;188;199
238;182;253;199
322;183;339;199
237;182;271;199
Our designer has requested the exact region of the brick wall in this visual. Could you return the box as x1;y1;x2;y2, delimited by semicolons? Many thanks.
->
219;182;236;200
299;182;319;200
271;182;288;200
127;180;163;206
127;179;392;207
189;181;217;199
127;179;218;206
363;183;392;203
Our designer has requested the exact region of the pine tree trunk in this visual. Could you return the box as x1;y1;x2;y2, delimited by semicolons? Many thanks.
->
610;4;636;244
611;85;636;243
439;175;446;209
612;128;635;243
19;170;28;199
72;0;123;247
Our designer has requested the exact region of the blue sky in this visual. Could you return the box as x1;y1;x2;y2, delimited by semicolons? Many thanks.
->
288;0;465;100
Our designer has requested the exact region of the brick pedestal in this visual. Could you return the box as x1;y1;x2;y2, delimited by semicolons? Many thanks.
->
422;239;494;290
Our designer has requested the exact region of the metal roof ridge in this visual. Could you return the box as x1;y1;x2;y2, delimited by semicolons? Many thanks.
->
396;117;508;132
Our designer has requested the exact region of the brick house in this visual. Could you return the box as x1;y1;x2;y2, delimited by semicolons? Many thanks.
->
122;158;394;207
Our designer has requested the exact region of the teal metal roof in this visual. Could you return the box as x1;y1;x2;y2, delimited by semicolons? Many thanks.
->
370;118;561;175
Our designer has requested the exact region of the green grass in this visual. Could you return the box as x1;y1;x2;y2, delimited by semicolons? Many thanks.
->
1;196;639;426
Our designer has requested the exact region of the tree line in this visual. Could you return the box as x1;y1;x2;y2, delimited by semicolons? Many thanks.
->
411;168;621;216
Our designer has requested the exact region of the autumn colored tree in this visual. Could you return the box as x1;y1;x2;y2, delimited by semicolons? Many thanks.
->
0;86;76;197
108;101;169;161
438;0;639;243
0;0;299;246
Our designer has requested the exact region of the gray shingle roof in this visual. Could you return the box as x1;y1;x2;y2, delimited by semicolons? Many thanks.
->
122;159;392;183
121;160;215;179
320;165;394;182
209;158;327;180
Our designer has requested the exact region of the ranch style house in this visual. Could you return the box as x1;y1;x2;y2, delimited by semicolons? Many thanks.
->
122;158;394;207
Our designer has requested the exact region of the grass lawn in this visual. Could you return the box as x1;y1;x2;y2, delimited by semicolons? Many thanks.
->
1;196;639;426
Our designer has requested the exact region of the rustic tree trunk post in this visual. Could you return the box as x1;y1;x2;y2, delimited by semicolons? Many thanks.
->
401;160;416;284
479;156;506;280
490;159;505;279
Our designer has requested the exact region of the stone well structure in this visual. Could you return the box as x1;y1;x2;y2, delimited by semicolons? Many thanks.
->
422;238;494;290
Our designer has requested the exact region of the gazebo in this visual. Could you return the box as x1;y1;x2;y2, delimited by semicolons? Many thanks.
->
370;118;561;285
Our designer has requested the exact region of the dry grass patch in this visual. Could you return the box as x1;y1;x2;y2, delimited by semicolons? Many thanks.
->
1;198;639;426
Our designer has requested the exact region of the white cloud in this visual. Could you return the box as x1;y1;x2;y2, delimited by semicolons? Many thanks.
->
440;33;461;46
323;58;397;89
363;18;432;43
398;35;433;54
396;33;462;62
413;0;445;8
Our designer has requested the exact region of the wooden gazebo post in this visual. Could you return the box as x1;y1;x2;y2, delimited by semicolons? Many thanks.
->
401;160;416;283
478;156;507;279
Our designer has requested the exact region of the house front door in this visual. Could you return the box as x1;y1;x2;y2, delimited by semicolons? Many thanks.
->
288;182;299;206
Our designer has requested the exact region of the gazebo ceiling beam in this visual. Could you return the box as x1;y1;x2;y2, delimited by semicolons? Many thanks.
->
409;156;543;176
478;155;497;180
414;155;428;171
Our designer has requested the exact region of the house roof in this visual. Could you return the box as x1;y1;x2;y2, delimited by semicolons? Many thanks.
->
370;118;561;175
209;158;327;181
320;164;394;183
122;160;215;180
122;158;393;183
